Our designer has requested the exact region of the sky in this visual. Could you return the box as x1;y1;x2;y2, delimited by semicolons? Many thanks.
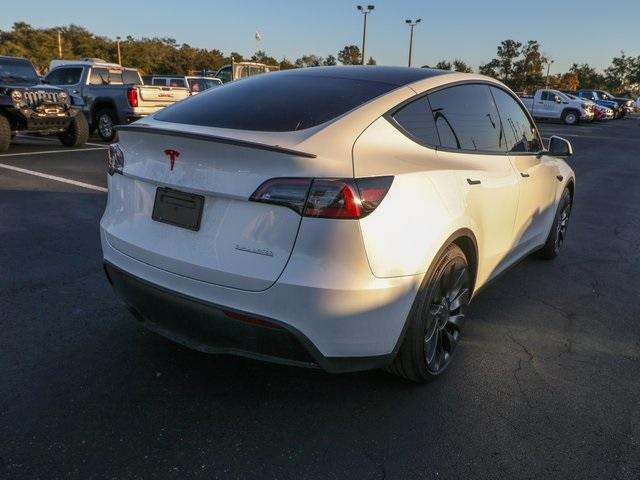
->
2;0;639;73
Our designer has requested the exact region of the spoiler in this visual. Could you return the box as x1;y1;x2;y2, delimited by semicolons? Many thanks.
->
115;125;317;159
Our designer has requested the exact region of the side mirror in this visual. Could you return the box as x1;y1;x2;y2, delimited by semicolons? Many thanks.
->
548;135;573;158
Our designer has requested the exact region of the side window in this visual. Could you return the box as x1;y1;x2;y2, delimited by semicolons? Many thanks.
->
428;84;503;152
541;91;549;101
391;96;439;146
490;87;543;153
216;66;231;83
89;68;110;85
46;67;82;85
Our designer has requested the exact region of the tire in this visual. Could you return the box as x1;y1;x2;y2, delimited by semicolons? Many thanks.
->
562;110;579;125
95;108;118;142
0;114;10;152
387;244;471;382
536;188;572;260
58;114;89;147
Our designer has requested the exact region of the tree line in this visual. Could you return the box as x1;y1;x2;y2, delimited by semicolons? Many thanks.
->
2;23;639;95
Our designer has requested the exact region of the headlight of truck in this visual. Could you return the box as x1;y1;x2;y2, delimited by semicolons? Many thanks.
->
107;143;125;176
10;90;23;103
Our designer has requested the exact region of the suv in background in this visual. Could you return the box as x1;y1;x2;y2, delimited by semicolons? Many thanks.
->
0;55;88;152
575;90;625;118
214;61;279;83
143;75;222;94
44;59;189;141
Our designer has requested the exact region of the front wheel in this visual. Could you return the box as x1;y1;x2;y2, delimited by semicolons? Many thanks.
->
387;244;471;382
536;188;572;260
58;114;89;147
95;108;118;142
562;110;579;125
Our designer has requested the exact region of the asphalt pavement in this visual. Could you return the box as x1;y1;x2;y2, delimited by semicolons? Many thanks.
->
1;118;639;479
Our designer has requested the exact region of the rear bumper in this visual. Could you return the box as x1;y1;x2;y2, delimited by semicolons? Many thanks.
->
104;262;394;373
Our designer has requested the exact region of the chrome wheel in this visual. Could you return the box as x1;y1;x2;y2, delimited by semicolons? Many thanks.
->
555;198;572;253
423;256;470;374
98;113;113;139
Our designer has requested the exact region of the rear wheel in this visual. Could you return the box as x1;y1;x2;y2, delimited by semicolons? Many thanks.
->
0;114;10;152
95;108;118;142
562;110;579;125
387;244;471;382
58;114;89;147
536;188;572;260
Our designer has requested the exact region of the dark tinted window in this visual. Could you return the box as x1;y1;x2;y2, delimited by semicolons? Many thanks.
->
46;67;82;85
490;87;543;153
0;58;39;84
155;73;397;131
391;96;439;146
428;84;502;152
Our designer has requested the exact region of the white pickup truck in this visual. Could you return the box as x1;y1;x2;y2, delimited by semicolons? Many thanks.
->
519;89;594;125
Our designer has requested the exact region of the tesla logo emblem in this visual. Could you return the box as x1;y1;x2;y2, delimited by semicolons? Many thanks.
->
164;149;180;170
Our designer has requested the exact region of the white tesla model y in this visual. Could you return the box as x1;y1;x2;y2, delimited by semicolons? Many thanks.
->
101;66;575;381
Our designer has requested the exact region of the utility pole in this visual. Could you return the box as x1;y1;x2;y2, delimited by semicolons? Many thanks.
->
57;31;62;58
356;5;374;65
116;36;122;65
405;18;421;67
545;59;554;89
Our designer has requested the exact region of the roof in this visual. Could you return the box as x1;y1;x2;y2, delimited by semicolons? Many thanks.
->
273;66;450;86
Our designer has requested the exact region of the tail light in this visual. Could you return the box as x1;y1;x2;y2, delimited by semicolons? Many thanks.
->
250;176;393;219
127;88;138;107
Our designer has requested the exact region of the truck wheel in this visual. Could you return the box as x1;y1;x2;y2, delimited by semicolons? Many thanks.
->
58;114;89;147
0;115;11;152
95;108;118;142
562;110;579;125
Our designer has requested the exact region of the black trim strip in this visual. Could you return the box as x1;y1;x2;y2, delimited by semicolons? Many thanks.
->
115;125;317;158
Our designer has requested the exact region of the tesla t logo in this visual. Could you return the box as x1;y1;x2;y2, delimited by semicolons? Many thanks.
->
164;149;180;171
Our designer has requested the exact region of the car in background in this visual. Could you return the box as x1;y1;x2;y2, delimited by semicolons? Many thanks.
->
214;61;280;83
142;75;222;95
45;59;189;141
574;90;624;119
520;89;593;125
0;55;88;152
101;67;576;382
611;94;636;113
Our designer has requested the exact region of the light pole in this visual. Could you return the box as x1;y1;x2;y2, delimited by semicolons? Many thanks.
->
356;5;374;65
116;36;122;65
57;31;62;58
405;18;421;67
545;58;554;89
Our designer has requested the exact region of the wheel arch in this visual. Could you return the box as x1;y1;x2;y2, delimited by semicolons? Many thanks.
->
91;99;117;123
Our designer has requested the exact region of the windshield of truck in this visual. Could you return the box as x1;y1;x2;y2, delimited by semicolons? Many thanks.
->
0;58;39;85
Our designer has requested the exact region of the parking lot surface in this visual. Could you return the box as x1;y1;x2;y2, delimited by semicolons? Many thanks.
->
1;118;639;479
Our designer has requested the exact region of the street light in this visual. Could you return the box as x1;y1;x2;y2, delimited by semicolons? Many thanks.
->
356;5;375;65
116;36;122;65
405;18;421;67
545;58;554;89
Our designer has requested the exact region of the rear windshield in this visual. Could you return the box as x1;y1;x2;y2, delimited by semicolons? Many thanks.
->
155;73;397;131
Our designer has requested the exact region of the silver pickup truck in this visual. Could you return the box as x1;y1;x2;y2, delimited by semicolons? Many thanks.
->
44;59;189;141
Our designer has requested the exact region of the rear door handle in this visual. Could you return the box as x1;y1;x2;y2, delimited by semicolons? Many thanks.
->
467;178;481;185
520;172;531;178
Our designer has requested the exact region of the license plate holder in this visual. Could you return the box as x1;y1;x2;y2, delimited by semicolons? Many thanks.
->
152;187;204;231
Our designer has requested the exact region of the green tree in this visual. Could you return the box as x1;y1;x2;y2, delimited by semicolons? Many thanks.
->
605;51;635;92
338;45;361;65
435;60;452;70
366;56;376;65
569;63;605;89
251;50;278;66
323;54;337;66
452;59;472;73
295;54;323;68
512;40;545;92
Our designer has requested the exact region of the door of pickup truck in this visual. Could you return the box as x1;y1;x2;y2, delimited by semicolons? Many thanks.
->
538;91;561;119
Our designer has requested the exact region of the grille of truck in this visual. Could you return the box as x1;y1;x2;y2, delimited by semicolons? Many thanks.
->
23;91;62;108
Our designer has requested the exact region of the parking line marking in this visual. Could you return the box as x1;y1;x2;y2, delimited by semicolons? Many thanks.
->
0;147;106;157
0;162;107;192
15;135;108;148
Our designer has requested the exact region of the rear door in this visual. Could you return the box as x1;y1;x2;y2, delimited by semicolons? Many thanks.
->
427;84;520;282
490;86;559;252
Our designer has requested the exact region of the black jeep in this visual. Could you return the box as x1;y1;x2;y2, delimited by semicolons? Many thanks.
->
0;55;88;152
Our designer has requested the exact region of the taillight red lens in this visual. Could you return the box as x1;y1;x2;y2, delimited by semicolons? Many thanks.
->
250;176;393;219
127;88;138;107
